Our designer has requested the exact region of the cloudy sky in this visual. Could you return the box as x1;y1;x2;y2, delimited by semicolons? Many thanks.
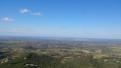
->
0;0;121;39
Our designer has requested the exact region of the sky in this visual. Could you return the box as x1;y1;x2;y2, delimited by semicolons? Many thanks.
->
0;0;121;39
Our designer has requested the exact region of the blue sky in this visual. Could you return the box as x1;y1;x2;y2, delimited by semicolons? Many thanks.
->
0;0;121;39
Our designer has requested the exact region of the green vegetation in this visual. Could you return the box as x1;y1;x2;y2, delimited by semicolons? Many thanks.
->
0;52;121;68
0;39;121;68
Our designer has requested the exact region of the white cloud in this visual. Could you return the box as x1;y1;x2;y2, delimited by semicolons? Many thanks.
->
0;17;14;23
32;12;42;16
20;8;30;14
19;8;42;16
